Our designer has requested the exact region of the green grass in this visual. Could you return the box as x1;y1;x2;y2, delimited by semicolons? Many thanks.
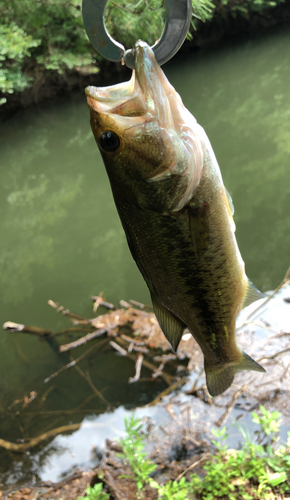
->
78;482;110;500
81;405;290;499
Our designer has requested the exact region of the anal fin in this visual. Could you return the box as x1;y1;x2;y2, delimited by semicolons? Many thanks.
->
151;293;186;352
242;278;266;309
224;186;234;216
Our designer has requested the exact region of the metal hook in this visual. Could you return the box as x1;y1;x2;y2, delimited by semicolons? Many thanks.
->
82;0;191;69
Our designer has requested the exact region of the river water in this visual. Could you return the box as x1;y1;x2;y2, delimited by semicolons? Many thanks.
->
0;25;290;486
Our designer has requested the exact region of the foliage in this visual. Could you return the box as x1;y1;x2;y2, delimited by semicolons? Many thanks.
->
0;0;286;103
252;404;281;438
77;482;110;500
0;0;95;99
105;0;165;49
117;412;158;491
190;405;290;499
0;22;40;98
218;0;286;19
112;406;290;499
191;0;215;31
158;476;191;499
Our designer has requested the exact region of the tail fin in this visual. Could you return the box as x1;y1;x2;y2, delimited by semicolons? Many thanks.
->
205;351;266;397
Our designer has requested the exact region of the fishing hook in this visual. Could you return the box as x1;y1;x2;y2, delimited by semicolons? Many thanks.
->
82;0;192;69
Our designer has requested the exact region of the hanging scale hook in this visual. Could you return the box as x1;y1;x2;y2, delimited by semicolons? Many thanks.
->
82;0;192;69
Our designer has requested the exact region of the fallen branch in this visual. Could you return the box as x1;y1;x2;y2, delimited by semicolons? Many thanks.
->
59;326;114;352
121;334;146;346
44;338;110;383
101;467;124;500
8;391;38;410
152;362;165;380
51;326;94;337
110;340;127;356
185;367;205;395
71;357;110;408
148;378;188;406
129;299;147;309
0;423;82;452
175;453;211;481
48;300;88;322
119;299;131;308
258;346;290;362
116;335;174;385
215;386;247;427
92;294;115;312
3;321;51;336
129;354;143;383
131;345;149;354
0;422;101;453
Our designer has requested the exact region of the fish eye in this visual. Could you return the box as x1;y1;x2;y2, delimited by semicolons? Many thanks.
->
99;130;120;153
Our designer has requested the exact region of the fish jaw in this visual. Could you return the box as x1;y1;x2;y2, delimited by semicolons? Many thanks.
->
86;41;206;211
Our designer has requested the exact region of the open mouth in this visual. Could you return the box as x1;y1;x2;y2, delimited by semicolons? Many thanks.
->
85;75;135;103
85;69;149;118
85;42;160;118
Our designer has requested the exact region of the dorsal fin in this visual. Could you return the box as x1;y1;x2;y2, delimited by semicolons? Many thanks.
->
242;278;266;309
151;293;186;352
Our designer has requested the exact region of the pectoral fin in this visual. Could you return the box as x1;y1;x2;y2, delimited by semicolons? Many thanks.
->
188;203;210;259
242;278;266;309
151;293;186;352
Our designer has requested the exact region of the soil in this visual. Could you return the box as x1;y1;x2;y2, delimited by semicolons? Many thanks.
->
1;431;208;500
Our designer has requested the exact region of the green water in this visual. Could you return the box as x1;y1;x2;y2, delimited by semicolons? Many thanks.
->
0;26;290;485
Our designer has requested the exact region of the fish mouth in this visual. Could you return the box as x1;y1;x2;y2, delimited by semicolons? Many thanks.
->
85;41;165;119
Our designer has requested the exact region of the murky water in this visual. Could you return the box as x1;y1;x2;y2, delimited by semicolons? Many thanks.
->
0;25;290;486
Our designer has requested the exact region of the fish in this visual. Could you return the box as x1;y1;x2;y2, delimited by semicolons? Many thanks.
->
86;40;266;397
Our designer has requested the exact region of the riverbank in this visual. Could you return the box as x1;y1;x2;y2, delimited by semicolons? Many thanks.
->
1;0;290;118
1;276;290;499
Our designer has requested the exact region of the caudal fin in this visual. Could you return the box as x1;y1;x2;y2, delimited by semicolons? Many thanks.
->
205;351;266;397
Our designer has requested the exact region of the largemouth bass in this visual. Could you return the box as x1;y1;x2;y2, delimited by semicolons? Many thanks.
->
86;41;266;396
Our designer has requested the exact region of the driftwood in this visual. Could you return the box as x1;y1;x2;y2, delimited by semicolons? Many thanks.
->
3;321;52;336
148;378;188;406
59;326;113;352
48;300;89;322
128;354;144;383
129;299;148;309
214;386;247;427
92;294;115;312
44;338;110;383
110;341;127;356
0;423;82;452
0;421;103;453
175;453;212;481
71;356;110;408
8;391;38;410
115;335;174;386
